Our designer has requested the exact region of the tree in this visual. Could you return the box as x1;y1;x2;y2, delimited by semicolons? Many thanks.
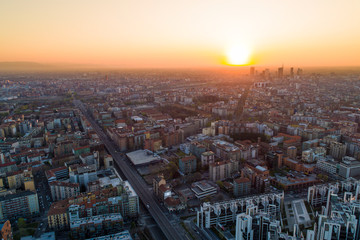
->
167;162;178;179
323;175;329;181
17;218;26;228
204;196;211;202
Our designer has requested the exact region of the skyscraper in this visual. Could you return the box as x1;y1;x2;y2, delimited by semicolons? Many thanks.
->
277;66;283;78
250;67;255;76
297;68;303;75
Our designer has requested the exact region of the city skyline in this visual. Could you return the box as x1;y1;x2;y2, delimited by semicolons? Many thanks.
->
1;0;360;68
2;2;360;239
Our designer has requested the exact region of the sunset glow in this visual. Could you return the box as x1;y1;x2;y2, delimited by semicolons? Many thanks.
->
225;45;251;66
1;0;360;68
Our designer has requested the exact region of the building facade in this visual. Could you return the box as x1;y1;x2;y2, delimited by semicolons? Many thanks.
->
209;160;239;182
197;193;284;229
233;178;251;197
0;191;39;222
179;156;197;174
50;181;80;201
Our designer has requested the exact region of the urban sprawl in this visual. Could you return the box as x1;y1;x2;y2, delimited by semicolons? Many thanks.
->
0;67;360;240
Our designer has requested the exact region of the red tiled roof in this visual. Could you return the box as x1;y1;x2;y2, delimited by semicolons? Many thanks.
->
0;162;16;168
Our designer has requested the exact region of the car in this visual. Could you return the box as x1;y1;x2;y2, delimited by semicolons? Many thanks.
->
146;204;150;209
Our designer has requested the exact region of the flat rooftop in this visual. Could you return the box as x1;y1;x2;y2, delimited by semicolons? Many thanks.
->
272;173;318;185
126;149;161;166
292;199;311;226
99;176;121;188
85;230;132;240
123;180;138;197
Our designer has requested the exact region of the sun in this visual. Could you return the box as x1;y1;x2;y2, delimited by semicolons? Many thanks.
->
225;45;251;66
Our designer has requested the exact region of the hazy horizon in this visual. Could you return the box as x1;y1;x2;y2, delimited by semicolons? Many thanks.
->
1;61;360;75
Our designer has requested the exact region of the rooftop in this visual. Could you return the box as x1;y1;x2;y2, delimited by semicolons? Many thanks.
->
213;140;239;152
180;155;196;163
126;149;161;166
85;230;132;240
234;177;250;184
0;190;37;201
49;181;79;188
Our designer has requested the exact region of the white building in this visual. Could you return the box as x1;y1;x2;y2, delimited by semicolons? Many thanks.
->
191;180;218;199
235;212;283;240
316;157;338;175
338;156;360;179
197;192;284;229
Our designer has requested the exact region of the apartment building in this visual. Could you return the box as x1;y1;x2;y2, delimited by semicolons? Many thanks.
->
0;191;39;222
209;160;239;182
50;181;80;201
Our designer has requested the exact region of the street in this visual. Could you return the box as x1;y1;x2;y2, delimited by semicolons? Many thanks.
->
74;99;184;240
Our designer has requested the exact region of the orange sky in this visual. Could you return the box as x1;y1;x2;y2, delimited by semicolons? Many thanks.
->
1;0;360;68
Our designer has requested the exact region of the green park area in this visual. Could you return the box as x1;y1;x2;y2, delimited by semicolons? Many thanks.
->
13;218;39;240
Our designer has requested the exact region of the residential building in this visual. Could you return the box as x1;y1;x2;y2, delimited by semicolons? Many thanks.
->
24;172;35;191
197;192;284;229
287;146;297;159
235;212;282;240
85;230;132;240
79;151;100;170
329;141;347;160
50;181;80;201
47;199;69;230
307;180;360;208
6;170;24;189
265;151;284;169
70;213;123;239
201;151;215;167
190;141;206;159
46;166;69;182
209;160;239;182
69;164;97;190
179;156;197;174
235;140;259;160
302;139;319;151
308;180;360;240
233;177;251;197
0;191;39;222
48;183;139;231
0;162;17;175
211;140;241;161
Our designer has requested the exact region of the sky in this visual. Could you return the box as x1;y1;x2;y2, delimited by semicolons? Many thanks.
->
1;0;360;68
